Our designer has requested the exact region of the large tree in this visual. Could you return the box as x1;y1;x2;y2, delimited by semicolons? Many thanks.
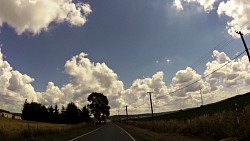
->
88;92;110;122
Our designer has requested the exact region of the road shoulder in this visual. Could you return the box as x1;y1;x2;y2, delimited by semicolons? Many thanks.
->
116;122;210;141
112;122;136;141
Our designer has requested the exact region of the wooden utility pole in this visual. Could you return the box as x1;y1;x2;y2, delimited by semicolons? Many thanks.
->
147;92;154;117
125;105;128;122
236;31;250;63
199;85;203;106
117;110;120;121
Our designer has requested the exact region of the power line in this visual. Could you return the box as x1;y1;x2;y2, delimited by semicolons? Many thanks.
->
156;50;246;99
165;36;234;84
190;38;233;69
187;22;250;70
132;102;146;108
121;23;250;113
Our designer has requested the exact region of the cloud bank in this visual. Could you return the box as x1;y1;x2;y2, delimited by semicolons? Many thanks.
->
0;0;92;35
172;0;250;38
0;49;250;115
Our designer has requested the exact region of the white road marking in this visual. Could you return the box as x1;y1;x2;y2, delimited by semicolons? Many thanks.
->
69;126;103;141
113;123;136;141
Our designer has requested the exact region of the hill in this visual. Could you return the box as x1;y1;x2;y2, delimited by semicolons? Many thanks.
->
143;91;250;120
111;91;250;121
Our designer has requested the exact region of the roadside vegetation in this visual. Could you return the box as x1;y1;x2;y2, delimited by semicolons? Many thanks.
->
21;92;110;124
120;105;250;141
115;93;250;141
0;117;99;141
0;92;110;141
117;122;206;141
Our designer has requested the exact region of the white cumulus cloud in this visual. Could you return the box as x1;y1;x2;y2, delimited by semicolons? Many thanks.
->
217;0;250;37
172;0;250;37
1;49;250;115
172;0;216;12
38;52;124;109
0;0;92;35
173;0;183;11
0;49;37;112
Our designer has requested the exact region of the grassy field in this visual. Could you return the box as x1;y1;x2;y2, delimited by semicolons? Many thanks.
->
121;105;250;140
0;117;98;141
116;93;250;141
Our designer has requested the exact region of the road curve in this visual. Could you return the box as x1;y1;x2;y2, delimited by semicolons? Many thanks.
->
70;122;135;141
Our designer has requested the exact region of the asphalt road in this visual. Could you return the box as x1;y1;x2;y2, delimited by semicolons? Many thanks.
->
70;122;135;141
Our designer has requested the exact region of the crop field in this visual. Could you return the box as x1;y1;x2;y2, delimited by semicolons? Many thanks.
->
0;117;93;141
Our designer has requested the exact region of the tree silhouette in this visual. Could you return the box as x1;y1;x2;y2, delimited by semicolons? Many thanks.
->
21;100;92;124
88;92;110;122
65;102;79;124
48;105;54;122
22;100;48;122
81;106;90;122
22;99;30;120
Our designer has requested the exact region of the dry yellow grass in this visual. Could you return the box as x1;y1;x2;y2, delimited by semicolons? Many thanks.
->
0;117;87;140
126;105;250;140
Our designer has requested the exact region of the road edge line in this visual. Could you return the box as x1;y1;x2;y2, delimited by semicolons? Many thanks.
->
69;126;103;141
113;123;136;141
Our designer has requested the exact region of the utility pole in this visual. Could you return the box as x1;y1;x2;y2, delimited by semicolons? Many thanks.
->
147;92;154;117
236;31;250;63
117;110;120;121
125;105;128;122
199;85;203;106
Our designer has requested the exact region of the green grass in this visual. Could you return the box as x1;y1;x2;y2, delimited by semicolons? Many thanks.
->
0;117;100;141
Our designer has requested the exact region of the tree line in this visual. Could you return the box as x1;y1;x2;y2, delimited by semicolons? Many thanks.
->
21;92;110;124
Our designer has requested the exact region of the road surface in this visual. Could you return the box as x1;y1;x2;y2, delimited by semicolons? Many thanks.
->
70;122;135;141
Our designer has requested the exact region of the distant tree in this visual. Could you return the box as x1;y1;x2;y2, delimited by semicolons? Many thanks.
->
88;92;110;122
54;104;59;116
60;105;66;123
65;102;79;124
61;105;66;115
21;100;49;122
81;106;90;122
48;105;54;122
40;105;49;121
22;99;30;120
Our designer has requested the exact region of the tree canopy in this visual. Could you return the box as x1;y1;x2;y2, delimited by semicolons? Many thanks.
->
22;100;90;124
88;92;110;122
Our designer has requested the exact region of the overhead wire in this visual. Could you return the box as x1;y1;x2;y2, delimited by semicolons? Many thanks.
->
156;49;247;99
120;22;250;112
190;38;233;69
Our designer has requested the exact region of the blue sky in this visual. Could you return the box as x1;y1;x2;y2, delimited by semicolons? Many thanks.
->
1;0;247;91
0;0;250;114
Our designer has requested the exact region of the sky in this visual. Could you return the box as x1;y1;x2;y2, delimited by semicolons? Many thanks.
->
0;0;250;115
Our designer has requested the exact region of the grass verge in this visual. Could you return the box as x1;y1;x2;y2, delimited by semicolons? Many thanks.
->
116;122;208;141
0;117;100;141
19;125;99;141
